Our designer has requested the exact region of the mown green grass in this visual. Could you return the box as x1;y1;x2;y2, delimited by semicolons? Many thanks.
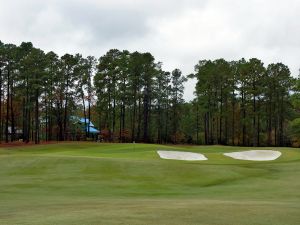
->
0;143;300;225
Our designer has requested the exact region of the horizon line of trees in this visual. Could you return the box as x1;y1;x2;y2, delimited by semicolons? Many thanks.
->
191;58;299;146
0;40;299;146
0;41;187;144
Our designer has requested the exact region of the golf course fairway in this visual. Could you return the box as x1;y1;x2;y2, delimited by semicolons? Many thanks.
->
0;142;300;225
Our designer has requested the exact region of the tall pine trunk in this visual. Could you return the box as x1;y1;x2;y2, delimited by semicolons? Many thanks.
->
10;78;15;142
82;92;87;139
0;69;2;143
137;96;142;141
5;66;10;143
88;96;91;138
253;94;257;147
231;98;235;145
267;98;272;145
35;88;39;144
131;86;137;142
143;90;149;143
241;90;246;146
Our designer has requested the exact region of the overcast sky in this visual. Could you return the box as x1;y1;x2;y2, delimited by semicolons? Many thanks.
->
1;0;300;100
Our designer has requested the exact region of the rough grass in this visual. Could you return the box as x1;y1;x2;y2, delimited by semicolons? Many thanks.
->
0;143;300;225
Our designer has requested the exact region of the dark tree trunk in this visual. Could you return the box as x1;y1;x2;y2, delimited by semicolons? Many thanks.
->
204;113;209;145
257;112;260;147
48;73;54;141
196;104;199;144
164;97;169;143
209;112;213;144
97;103;102;139
157;104;162;144
112;96;115;139
131;88;137;142
224;98;228;145
87;98;91;139
0;69;2;143
119;103;123;142
35;88;39;144
10;79;15;142
82;93;87;139
31;117;34;142
279;95;284;146
122;104;126;142
5;66;10;143
57;101;63;141
274;117;278;147
219;87;223;144
27;110;31;143
24;74;30;143
253;94;257;147
231;99;235;145
137;96;142;141
45;98;48;141
267;98;272;146
63;99;68;140
257;98;260;147
143;90;149;143
64;72;70;141
242;90;246;146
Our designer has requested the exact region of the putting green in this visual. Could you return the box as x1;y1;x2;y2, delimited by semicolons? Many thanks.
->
0;143;300;225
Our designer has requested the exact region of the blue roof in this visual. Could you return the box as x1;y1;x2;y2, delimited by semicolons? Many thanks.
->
86;126;100;134
79;118;95;127
71;116;100;133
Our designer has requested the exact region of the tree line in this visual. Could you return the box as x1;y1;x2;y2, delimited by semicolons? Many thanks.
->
0;40;299;146
191;59;300;146
0;41;186;144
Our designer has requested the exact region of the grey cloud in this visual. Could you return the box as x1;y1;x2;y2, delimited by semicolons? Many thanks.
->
54;1;149;41
0;0;300;100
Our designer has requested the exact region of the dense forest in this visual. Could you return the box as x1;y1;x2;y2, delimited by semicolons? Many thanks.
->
0;41;299;146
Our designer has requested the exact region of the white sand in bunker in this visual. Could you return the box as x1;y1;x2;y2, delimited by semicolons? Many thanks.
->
157;150;208;161
224;150;281;161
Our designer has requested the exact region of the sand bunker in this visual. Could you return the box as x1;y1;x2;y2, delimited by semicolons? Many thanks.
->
157;150;208;161
224;150;281;161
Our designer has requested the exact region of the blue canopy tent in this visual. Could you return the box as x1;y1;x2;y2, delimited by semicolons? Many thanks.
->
79;118;95;127
71;116;100;135
86;125;100;134
80;119;99;133
79;119;99;134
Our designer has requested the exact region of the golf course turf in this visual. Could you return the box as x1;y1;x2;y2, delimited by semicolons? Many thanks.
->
0;143;300;225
